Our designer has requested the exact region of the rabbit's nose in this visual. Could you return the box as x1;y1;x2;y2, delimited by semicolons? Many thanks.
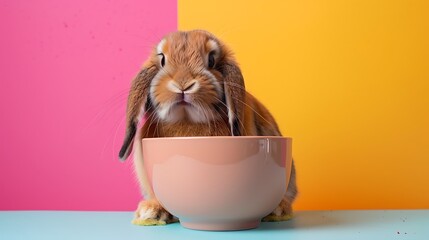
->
182;80;199;93
167;80;200;94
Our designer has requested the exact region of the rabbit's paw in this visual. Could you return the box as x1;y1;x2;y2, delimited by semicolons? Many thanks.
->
132;199;178;226
262;197;293;222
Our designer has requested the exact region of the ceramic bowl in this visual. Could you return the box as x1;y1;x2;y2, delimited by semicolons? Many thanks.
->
142;136;292;231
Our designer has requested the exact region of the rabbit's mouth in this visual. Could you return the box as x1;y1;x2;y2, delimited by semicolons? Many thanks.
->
178;100;190;106
172;99;194;108
158;100;219;124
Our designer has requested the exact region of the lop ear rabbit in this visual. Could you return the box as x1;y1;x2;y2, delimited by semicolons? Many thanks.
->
119;30;297;225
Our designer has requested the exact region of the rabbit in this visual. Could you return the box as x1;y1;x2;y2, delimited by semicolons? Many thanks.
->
119;30;297;225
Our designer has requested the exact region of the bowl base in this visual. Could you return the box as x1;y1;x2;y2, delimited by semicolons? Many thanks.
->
180;220;260;231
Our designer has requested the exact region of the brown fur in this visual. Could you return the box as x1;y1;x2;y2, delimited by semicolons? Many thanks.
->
119;30;297;224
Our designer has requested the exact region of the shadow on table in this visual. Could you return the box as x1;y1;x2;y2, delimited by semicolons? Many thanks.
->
256;210;396;231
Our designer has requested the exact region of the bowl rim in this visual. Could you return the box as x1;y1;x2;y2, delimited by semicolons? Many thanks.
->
142;136;292;141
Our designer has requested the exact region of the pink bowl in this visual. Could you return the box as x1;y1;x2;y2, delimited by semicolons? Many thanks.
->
142;136;292;231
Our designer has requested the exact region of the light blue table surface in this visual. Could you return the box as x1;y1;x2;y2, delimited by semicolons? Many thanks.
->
1;210;428;239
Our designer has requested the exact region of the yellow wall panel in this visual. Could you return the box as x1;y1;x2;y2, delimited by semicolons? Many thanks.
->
179;0;429;210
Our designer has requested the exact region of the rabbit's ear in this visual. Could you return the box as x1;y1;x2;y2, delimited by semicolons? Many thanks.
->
119;64;158;161
221;60;246;136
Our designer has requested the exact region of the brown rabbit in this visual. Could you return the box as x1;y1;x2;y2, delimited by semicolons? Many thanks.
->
119;30;297;225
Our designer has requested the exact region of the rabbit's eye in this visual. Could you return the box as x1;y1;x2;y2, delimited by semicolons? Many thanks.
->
159;53;165;67
208;51;215;68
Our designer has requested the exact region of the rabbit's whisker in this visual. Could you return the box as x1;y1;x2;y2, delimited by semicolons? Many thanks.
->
229;96;278;131
214;96;249;136
198;101;212;134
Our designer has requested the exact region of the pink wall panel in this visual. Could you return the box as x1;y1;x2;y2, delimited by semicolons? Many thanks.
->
0;0;177;210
